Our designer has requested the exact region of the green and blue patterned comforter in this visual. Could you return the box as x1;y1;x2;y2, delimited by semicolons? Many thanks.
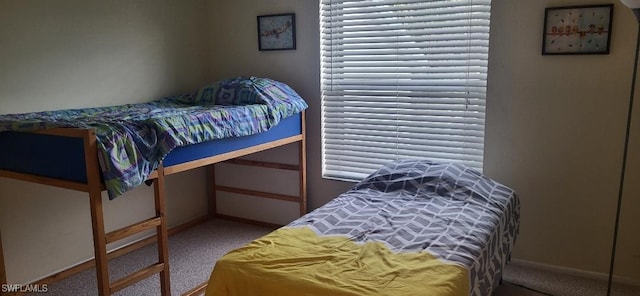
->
0;77;308;199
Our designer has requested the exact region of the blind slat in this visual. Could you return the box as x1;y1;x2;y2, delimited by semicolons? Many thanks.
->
322;92;487;100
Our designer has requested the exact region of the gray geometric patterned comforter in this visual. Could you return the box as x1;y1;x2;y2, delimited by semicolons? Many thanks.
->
288;159;520;295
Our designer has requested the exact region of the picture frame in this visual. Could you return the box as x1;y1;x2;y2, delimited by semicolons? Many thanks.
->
542;4;613;55
257;13;296;51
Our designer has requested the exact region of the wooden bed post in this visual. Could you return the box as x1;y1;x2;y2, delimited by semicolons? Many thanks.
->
299;111;307;216
88;188;109;296
208;165;217;218
154;164;171;296
83;130;110;296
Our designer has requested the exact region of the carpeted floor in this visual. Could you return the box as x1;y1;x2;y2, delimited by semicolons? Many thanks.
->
26;219;640;296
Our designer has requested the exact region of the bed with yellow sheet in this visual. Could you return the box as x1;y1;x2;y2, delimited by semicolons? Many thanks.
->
206;160;520;296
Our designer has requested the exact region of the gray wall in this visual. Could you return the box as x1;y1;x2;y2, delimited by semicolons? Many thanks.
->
485;0;640;281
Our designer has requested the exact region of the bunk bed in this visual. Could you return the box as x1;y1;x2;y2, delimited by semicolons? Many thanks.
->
206;160;520;296
0;76;308;296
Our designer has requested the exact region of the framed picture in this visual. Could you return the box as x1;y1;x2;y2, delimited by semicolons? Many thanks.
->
257;13;296;51
542;4;613;55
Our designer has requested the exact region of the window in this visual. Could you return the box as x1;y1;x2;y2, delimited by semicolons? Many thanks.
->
320;0;490;181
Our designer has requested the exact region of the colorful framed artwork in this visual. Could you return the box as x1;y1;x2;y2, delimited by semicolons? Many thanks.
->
542;4;613;55
257;13;296;51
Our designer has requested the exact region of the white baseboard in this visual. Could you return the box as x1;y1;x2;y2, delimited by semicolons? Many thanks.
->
510;258;640;287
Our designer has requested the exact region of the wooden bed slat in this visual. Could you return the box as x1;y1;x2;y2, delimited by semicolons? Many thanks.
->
214;214;282;229
105;217;162;244
162;135;303;176
223;158;299;171
215;185;301;203
109;263;165;294
0;169;98;192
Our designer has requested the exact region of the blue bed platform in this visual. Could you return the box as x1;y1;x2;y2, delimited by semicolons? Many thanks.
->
0;113;302;184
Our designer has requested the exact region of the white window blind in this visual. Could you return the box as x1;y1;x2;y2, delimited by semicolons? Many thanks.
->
321;0;490;181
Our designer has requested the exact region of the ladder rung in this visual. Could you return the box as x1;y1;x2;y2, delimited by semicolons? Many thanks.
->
182;281;208;296
105;217;162;244
110;263;165;293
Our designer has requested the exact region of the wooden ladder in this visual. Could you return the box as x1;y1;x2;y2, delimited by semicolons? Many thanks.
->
84;133;171;295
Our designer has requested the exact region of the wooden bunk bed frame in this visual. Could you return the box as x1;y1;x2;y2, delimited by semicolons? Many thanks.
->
0;111;306;296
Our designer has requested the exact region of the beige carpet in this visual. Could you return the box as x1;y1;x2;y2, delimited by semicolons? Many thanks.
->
494;282;549;296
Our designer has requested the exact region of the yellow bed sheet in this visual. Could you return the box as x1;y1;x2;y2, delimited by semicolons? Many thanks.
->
205;227;469;296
